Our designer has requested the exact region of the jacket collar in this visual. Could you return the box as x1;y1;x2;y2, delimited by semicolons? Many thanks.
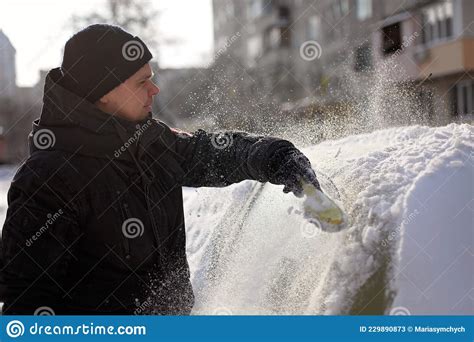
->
30;68;165;161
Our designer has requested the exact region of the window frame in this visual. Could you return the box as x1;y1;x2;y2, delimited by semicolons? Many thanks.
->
356;0;372;21
455;80;474;116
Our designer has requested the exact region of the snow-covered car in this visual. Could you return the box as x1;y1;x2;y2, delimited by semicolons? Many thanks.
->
185;124;473;315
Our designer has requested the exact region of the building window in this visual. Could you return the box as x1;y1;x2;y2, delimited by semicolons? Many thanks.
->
307;15;321;40
260;6;291;48
247;35;263;62
356;0;372;21
419;90;434;121
263;0;273;15
453;81;474;116
382;22;402;56
249;0;263;19
333;0;350;20
354;44;373;72
226;2;234;17
278;6;290;22
341;0;349;15
422;0;453;45
324;8;334;40
264;27;278;51
264;26;291;50
249;0;273;19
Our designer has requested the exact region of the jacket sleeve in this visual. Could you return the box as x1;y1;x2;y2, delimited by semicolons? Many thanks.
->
0;159;81;315
165;126;296;188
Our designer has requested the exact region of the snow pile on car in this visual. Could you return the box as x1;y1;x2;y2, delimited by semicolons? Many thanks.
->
185;123;473;315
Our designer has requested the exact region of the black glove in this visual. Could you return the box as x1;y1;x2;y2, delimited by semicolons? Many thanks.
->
266;145;321;197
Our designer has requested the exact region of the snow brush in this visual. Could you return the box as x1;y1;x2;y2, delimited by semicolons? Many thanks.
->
301;181;347;232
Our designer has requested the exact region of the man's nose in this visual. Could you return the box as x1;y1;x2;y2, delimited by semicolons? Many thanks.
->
149;83;160;96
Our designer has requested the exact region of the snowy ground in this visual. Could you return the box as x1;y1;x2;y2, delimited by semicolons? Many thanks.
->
0;124;472;315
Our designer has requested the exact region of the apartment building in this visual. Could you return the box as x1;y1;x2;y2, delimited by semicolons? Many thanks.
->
0;29;16;99
212;0;473;124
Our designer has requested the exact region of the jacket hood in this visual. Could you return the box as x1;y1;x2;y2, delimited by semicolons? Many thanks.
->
29;68;165;161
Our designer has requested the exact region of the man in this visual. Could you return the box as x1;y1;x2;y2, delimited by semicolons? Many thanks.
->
0;24;320;315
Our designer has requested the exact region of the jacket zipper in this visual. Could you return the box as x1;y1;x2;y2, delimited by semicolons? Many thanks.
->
114;123;164;264
144;181;165;264
121;201;132;258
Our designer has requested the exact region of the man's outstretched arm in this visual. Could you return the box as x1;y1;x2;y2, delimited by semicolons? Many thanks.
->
167;126;321;195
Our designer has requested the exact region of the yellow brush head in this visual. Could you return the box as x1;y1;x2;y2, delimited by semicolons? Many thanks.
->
302;183;345;227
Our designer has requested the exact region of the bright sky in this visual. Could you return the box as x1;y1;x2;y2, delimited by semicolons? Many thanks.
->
0;0;214;87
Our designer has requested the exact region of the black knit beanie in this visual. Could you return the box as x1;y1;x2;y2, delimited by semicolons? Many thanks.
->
60;24;153;103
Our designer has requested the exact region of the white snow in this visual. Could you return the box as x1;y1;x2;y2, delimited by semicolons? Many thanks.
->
392;131;473;314
0;124;472;315
184;123;473;315
0;166;16;231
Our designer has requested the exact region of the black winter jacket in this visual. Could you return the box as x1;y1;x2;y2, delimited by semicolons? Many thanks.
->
0;68;296;315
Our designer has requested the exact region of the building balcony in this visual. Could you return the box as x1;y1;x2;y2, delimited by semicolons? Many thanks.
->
415;37;474;79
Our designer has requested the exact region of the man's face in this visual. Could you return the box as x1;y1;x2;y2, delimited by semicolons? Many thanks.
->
96;63;160;121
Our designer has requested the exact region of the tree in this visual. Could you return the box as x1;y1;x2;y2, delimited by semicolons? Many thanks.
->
71;0;161;50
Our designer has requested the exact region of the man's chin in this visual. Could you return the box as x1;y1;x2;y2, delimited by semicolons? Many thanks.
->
114;111;150;122
132;110;151;121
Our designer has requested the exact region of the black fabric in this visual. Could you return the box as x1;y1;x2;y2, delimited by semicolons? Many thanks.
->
267;146;321;197
60;24;153;103
0;67;304;315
